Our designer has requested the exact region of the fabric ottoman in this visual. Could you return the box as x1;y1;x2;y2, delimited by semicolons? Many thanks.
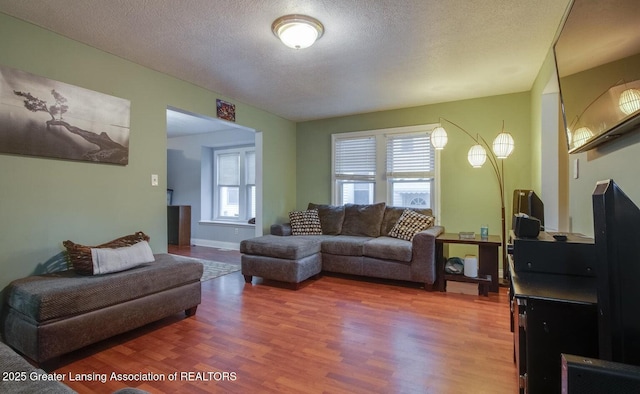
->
240;235;327;288
3;254;202;364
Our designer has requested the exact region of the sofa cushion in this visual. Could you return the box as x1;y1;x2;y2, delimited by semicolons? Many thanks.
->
388;209;435;241
308;203;345;235
240;234;326;260
6;254;202;323
380;206;433;236
289;209;323;235
340;202;386;237
0;340;75;393
363;236;413;262
321;235;372;256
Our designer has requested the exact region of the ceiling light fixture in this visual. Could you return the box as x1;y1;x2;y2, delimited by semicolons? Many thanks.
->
272;14;324;49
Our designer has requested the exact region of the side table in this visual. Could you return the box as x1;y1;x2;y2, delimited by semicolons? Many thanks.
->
435;233;501;296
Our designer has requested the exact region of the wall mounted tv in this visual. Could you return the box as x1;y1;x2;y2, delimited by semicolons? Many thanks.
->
554;0;640;153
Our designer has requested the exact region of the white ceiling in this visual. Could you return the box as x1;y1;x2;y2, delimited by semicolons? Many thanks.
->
165;107;248;138
0;0;572;123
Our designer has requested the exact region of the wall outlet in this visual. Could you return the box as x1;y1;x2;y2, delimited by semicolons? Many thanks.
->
234;228;239;235
151;174;159;186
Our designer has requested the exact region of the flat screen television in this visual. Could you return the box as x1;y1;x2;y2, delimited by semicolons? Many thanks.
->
512;189;544;229
592;179;640;365
553;0;640;153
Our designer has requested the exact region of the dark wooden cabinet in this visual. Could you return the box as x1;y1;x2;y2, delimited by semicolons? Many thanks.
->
167;205;191;247
510;259;598;393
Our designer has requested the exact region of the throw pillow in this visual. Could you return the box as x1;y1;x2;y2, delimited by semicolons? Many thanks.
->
289;209;323;235
63;231;150;275
380;206;433;236
388;209;435;241
340;202;386;237
90;241;155;275
307;203;345;234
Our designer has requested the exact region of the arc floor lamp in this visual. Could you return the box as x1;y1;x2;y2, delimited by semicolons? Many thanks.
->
431;118;514;278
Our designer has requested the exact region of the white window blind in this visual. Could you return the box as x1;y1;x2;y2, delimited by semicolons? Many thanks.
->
214;147;255;221
245;151;255;185
386;134;434;178
218;153;240;185
334;136;376;181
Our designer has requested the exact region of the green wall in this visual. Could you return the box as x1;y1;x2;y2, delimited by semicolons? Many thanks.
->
0;14;296;294
529;48;640;236
296;93;532;237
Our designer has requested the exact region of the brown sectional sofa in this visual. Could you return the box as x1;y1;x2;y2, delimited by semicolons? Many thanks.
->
241;203;444;289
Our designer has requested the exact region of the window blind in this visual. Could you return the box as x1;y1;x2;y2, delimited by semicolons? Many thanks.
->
218;153;240;185
386;134;434;178
245;151;255;185
334;136;376;181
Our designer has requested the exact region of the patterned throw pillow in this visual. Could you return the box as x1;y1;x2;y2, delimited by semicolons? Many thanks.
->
388;209;435;241
289;209;323;235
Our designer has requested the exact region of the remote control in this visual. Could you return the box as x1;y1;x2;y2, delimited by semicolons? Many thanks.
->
553;233;567;241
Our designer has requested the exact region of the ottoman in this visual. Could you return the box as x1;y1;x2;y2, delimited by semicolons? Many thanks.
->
3;254;202;364
240;235;326;289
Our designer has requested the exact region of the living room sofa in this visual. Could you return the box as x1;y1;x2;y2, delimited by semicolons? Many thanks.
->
0;339;74;393
241;203;444;289
3;253;202;365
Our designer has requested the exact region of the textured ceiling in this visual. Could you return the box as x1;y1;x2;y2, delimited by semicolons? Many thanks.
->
0;0;572;122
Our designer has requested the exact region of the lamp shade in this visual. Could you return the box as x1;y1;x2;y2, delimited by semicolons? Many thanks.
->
272;15;324;49
431;126;448;150
619;88;640;116
467;144;487;168
492;132;514;159
573;126;593;148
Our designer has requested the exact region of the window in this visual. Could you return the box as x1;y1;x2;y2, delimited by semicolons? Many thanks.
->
332;125;439;213
214;147;255;221
334;136;376;204
386;133;434;209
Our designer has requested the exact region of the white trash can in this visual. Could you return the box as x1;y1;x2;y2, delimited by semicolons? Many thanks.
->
464;254;478;278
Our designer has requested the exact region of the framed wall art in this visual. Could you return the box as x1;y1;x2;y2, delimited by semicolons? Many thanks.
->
216;99;235;122
0;64;131;165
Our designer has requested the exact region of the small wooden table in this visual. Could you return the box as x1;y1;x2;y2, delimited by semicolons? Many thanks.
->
435;233;501;296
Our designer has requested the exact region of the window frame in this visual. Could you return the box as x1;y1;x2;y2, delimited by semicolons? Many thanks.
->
331;124;441;219
213;145;255;222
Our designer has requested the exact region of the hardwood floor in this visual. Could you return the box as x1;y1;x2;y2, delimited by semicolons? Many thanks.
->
53;246;518;393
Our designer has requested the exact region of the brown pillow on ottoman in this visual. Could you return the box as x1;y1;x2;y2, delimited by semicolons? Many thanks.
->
63;231;151;275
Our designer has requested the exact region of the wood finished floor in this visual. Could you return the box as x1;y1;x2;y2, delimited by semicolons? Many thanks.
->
53;245;518;393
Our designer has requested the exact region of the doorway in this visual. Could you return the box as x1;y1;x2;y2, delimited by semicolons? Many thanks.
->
166;106;263;250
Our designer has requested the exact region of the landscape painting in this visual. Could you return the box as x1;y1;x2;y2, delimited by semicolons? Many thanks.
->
0;65;131;165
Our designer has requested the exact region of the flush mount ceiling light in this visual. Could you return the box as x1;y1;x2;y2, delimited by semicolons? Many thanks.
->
272;14;324;49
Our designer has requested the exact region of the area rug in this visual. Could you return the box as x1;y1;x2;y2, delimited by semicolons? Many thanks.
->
169;254;240;282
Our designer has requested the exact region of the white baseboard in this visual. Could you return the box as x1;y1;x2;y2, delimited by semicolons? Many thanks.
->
190;238;240;251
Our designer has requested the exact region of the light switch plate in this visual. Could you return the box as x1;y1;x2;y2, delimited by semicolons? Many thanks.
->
151;174;159;186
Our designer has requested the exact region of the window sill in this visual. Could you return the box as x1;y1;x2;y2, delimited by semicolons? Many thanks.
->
199;220;255;228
